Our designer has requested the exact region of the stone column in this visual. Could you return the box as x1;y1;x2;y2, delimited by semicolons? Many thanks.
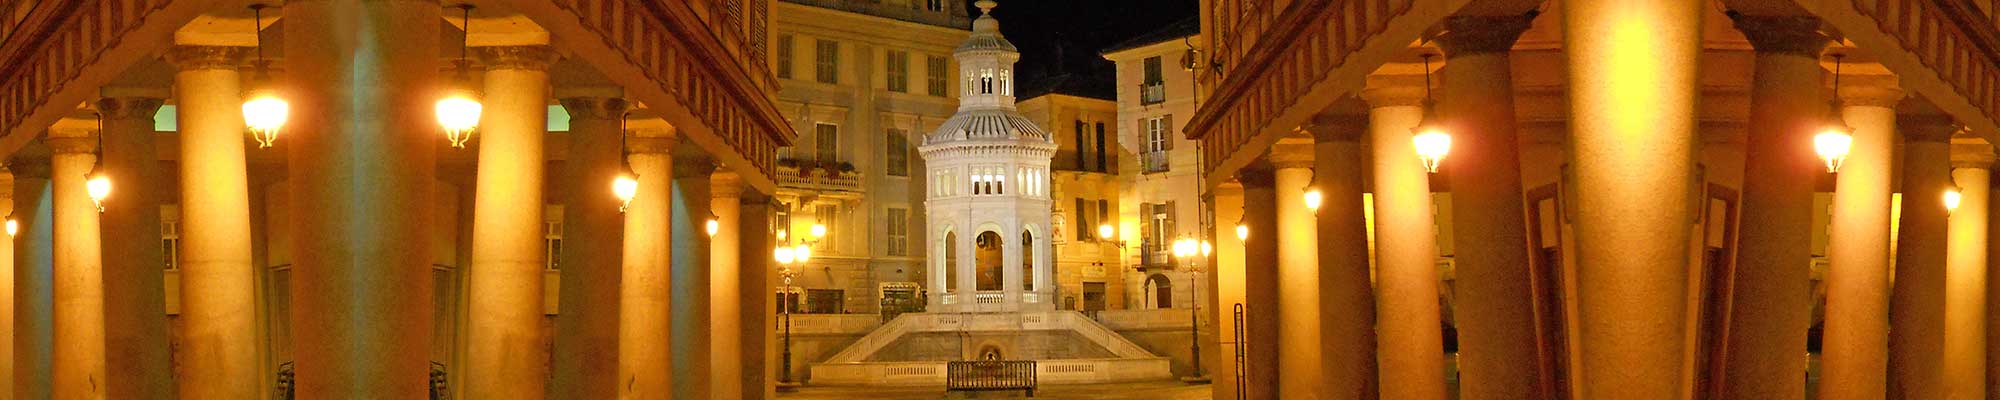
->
1239;170;1280;399
1819;77;1903;400
14;166;51;400
618;132;675;400
669;162;711;400
1946;155;1992;399
710;172;744;400
46;123;105;400
0;168;10;396
168;44;260;399
1268;140;1324;397
94;93;173;400
283;0;438;395
1207;181;1248;399
1303;116;1376;399
1562;0;1703;396
1435;15;1539;400
1888;118;1954;400
465;45;555;400
737;198;776;400
550;95;628;399
1361;79;1448;400
1719;15;1828;399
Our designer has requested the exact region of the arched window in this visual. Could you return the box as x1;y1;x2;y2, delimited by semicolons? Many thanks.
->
999;69;1011;95
1021;230;1034;291
975;231;1003;291
980;69;994;94
1146;274;1173;309
944;231;958;292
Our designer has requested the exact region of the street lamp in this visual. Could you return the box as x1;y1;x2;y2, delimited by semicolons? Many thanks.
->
774;242;806;390
1170;236;1210;382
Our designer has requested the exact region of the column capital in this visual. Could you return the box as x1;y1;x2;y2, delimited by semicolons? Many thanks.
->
1302;114;1366;143
1269;141;1315;169
712;170;745;198
1727;14;1832;56
479;45;557;71
1236;168;1274;188
1360;74;1430;108
625;136;675;155
166;45;248;71
1951;144;1996;169
1435;14;1536;55
1899;115;1961;143
559;96;630;120
93;97;165;120
1835;74;1904;107
45;136;97;155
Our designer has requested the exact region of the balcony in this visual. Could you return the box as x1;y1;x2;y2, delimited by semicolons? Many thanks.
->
1140;151;1170;173
776;159;864;193
1140;82;1166;105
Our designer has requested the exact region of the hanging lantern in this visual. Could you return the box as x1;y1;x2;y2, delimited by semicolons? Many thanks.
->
1412;108;1453;174
705;216;721;237
613;175;638;212
1814;121;1853;173
437;4;483;148
241;4;286;148
1302;189;1324;211
1234;222;1248;241
5;219;17;237
1945;187;1964;213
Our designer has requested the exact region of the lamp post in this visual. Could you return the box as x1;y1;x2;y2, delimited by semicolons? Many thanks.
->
772;223;823;390
1172;236;1212;383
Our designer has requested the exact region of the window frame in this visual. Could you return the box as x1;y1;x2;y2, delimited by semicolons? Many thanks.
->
814;39;839;84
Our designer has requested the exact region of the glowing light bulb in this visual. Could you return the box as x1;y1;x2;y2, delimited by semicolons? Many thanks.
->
1412;125;1452;174
774;246;795;264
1815;128;1853;173
794;244;813;263
1234;223;1248;241
613;176;638;212
1097;224;1115;241
86;173;111;212
436;91;483;148
242;91;288;148
1200;240;1212;257
705;218;721;236
1302;189;1324;211
1945;187;1964;213
810;223;827;239
6;219;17;237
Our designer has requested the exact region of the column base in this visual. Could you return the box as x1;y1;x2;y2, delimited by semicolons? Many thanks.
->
776;381;802;392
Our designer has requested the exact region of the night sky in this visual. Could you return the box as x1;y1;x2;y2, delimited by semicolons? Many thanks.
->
972;0;1199;99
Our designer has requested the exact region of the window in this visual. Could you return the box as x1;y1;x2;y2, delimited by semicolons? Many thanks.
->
776;35;793;79
979;69;994;94
1073;120;1088;170
814;123;838;162
1142;202;1176;266
926;56;948;96
815;204;838;249
886;130;909;176
926;0;943;12
999;69;1010;96
1142;56;1165;104
888;208;909;256
886;50;909;93
1074;198;1090;241
806;289;844;314
1095;122;1108;172
545;205;564;270
815;39;839;84
1143;115;1173;173
161;205;180;270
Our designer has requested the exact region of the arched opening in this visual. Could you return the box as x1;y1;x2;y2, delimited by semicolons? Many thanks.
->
978;345;1003;361
1021;230;1034;291
975;231;1003;291
1147;274;1172;309
944;231;958;292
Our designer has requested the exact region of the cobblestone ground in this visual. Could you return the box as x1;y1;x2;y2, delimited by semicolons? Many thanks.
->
777;381;1212;400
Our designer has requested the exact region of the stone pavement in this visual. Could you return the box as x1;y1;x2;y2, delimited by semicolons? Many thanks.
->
777;380;1212;399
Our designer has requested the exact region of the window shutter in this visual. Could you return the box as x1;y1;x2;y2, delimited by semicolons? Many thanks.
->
1162;115;1175;150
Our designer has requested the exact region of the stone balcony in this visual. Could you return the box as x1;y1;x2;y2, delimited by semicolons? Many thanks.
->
776;160;865;193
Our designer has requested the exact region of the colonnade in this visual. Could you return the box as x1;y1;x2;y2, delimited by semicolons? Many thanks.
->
1205;2;1997;399
4;4;780;399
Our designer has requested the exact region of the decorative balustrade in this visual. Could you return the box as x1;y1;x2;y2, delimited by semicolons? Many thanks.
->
1141;82;1167;104
1186;0;1418;179
1850;0;2000;123
0;0;194;146
974;291;1005;304
1141;150;1171;173
775;161;864;192
533;0;794;186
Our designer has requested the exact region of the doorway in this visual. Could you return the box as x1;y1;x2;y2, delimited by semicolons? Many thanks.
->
1526;183;1569;400
1082;282;1107;312
1146;274;1173;309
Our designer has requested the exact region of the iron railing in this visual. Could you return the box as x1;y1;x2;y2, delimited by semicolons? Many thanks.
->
946;360;1037;396
1142;151;1171;173
1141;82;1167;105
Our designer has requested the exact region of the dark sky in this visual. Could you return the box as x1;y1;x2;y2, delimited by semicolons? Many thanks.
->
973;0;1199;98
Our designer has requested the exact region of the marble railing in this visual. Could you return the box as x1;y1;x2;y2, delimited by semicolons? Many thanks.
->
1849;0;2000;122
0;0;206;154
